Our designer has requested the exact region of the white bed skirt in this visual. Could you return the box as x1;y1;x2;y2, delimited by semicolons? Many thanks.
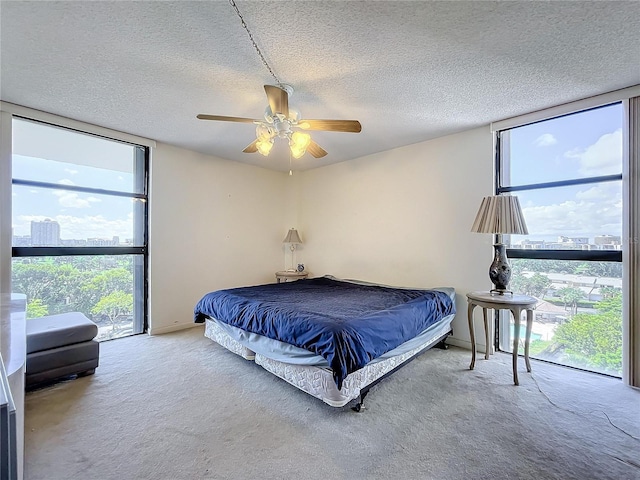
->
204;316;453;407
204;319;255;360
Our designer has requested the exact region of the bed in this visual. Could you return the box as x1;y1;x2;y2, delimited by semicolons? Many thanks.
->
194;276;456;410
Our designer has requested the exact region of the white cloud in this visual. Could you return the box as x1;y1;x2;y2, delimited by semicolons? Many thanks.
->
52;191;101;208
534;133;557;147
565;129;622;176
522;184;622;237
58;179;76;186
575;184;617;202
64;168;79;175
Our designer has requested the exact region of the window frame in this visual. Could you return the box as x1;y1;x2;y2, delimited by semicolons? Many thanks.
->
10;116;149;337
493;102;624;374
496;103;624;264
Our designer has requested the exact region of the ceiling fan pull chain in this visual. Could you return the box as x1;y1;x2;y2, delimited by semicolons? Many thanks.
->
228;0;281;85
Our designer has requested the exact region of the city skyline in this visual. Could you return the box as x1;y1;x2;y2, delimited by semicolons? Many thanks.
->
14;218;622;250
13;219;132;247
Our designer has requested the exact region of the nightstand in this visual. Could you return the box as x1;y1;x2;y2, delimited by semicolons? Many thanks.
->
275;271;308;283
466;291;537;385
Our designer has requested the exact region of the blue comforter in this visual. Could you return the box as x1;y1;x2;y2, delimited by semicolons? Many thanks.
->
194;277;455;389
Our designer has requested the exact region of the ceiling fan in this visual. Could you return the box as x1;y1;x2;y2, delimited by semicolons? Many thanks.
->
197;84;362;159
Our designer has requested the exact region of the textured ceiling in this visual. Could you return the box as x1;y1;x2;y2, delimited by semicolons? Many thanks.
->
1;1;639;172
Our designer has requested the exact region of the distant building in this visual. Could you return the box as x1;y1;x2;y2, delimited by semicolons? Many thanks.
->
521;239;546;249
558;236;589;244
594;235;621;245
12;235;31;246
31;219;60;246
14;226;126;247
61;239;87;247
594;235;622;250
87;238;115;247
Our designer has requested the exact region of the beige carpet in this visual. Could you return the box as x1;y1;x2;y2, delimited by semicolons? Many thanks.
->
25;326;640;480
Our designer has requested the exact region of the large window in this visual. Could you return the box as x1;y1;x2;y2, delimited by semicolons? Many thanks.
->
11;118;148;341
497;103;623;377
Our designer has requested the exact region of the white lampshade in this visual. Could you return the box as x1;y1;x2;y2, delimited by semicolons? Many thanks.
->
289;131;311;159
471;195;528;235
283;228;302;244
256;138;274;156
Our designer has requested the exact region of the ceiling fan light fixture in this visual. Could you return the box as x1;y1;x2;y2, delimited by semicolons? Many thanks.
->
197;83;361;160
290;145;306;159
291;131;311;150
256;138;274;156
288;107;301;123
256;124;273;140
263;107;275;124
289;131;311;159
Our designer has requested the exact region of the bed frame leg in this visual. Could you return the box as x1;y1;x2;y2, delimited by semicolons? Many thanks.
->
351;389;369;412
434;338;449;350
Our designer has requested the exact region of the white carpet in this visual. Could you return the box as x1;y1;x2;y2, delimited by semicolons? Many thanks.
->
25;326;640;480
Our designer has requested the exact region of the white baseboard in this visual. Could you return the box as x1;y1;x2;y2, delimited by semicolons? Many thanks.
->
446;337;493;355
149;322;204;336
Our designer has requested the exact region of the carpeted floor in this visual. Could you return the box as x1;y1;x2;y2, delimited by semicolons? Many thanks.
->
24;326;640;480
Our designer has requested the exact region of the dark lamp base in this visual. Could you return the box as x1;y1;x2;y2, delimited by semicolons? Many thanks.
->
489;244;511;292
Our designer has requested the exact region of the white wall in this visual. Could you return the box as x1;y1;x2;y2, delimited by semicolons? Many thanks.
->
148;143;288;334
296;126;496;348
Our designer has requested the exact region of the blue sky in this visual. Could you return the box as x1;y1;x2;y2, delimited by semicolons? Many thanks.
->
12;156;137;240
12;118;139;240
504;103;623;244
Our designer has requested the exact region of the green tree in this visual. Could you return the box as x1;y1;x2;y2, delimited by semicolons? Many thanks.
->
12;259;84;314
552;293;622;374
599;286;621;300
579;262;622;278
79;267;133;313
594;292;623;316
511;272;552;298
26;299;49;318
91;291;133;332
557;287;585;315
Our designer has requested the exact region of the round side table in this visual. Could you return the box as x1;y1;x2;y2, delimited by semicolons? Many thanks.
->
275;271;308;283
466;291;537;385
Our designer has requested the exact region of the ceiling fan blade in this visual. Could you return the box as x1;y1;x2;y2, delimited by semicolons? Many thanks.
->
307;140;328;158
264;85;289;118
298;119;362;133
242;139;259;153
197;114;257;123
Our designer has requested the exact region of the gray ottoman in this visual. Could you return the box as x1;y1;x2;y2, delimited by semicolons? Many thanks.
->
26;312;99;388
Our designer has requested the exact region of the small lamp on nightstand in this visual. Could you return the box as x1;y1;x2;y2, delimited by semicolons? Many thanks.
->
283;228;302;272
471;195;528;295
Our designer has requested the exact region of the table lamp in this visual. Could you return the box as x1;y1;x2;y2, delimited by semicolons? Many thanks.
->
283;228;302;271
471;195;528;294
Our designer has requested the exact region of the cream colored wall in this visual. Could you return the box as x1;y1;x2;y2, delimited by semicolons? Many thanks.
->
148;143;288;334
296;126;495;348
